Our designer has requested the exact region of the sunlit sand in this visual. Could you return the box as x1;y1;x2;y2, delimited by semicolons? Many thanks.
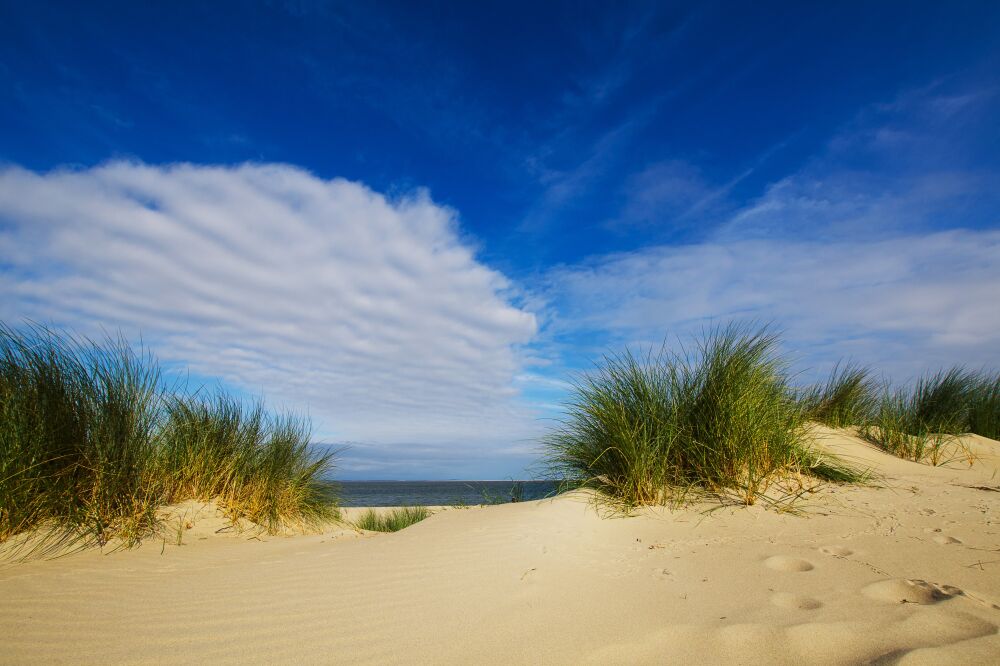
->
2;426;998;664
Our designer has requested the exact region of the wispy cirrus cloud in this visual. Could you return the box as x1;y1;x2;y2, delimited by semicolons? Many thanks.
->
720;84;999;242
0;162;541;476
614;160;716;227
538;83;1000;381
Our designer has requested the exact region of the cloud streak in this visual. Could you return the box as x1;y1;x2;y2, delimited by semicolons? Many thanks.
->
0;162;541;473
545;229;1000;376
540;85;1000;381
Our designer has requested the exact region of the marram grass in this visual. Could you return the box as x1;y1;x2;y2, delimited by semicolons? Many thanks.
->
967;371;1000;441
859;367;985;465
799;362;878;428
354;506;431;532
0;324;337;552
544;324;868;509
795;361;999;466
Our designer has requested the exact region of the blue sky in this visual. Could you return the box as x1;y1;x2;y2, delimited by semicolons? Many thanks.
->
2;1;999;479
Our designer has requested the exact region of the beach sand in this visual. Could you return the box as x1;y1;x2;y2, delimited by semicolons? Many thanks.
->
2;426;999;664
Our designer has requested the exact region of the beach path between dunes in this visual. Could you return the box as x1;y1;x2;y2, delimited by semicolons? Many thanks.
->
2;427;1000;665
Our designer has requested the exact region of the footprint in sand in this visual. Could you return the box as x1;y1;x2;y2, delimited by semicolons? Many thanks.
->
819;545;853;557
763;555;815;572
770;592;823;610
932;535;963;545
861;578;963;605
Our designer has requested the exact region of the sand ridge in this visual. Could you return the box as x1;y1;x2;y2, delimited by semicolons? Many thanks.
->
1;427;999;664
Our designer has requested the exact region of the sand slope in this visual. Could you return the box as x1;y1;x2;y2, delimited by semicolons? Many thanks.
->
2;428;999;664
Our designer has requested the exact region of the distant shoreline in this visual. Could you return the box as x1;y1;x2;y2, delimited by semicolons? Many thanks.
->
330;479;563;508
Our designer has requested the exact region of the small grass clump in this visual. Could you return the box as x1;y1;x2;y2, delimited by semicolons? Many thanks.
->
910;367;977;433
860;367;982;465
354;506;430;532
158;395;337;531
0;323;337;552
544;324;865;509
797;362;999;466
800;363;878;428
966;371;1000;441
476;479;527;504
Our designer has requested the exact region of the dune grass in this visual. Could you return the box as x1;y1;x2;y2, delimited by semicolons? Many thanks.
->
157;395;337;531
354;506;431;532
967;371;1000;441
799;363;878;428
859;367;986;465
544;324;867;509
0;324;337;551
797;361;999;465
475;479;528;504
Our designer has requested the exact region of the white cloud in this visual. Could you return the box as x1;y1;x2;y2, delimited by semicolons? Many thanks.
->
0;162;540;464
717;84;1000;243
538;83;1000;384
544;228;1000;381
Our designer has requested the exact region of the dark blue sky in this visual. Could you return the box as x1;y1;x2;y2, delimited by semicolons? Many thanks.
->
4;1;998;272
2;1;999;478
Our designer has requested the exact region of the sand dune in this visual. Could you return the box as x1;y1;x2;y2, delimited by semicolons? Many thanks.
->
2;428;999;664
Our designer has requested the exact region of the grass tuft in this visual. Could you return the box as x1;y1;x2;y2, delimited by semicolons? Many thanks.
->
801;363;1000;466
158;394;337;532
0;323;337;552
967;371;1000;441
354;506;430;532
859;367;983;465
911;367;977;433
800;362;878;428
544;324;866;508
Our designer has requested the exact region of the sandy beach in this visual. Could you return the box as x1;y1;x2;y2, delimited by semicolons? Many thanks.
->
2;426;999;665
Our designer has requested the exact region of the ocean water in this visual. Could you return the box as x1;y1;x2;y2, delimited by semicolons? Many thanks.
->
331;480;562;507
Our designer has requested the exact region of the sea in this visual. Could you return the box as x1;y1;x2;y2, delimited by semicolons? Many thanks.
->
330;480;563;507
